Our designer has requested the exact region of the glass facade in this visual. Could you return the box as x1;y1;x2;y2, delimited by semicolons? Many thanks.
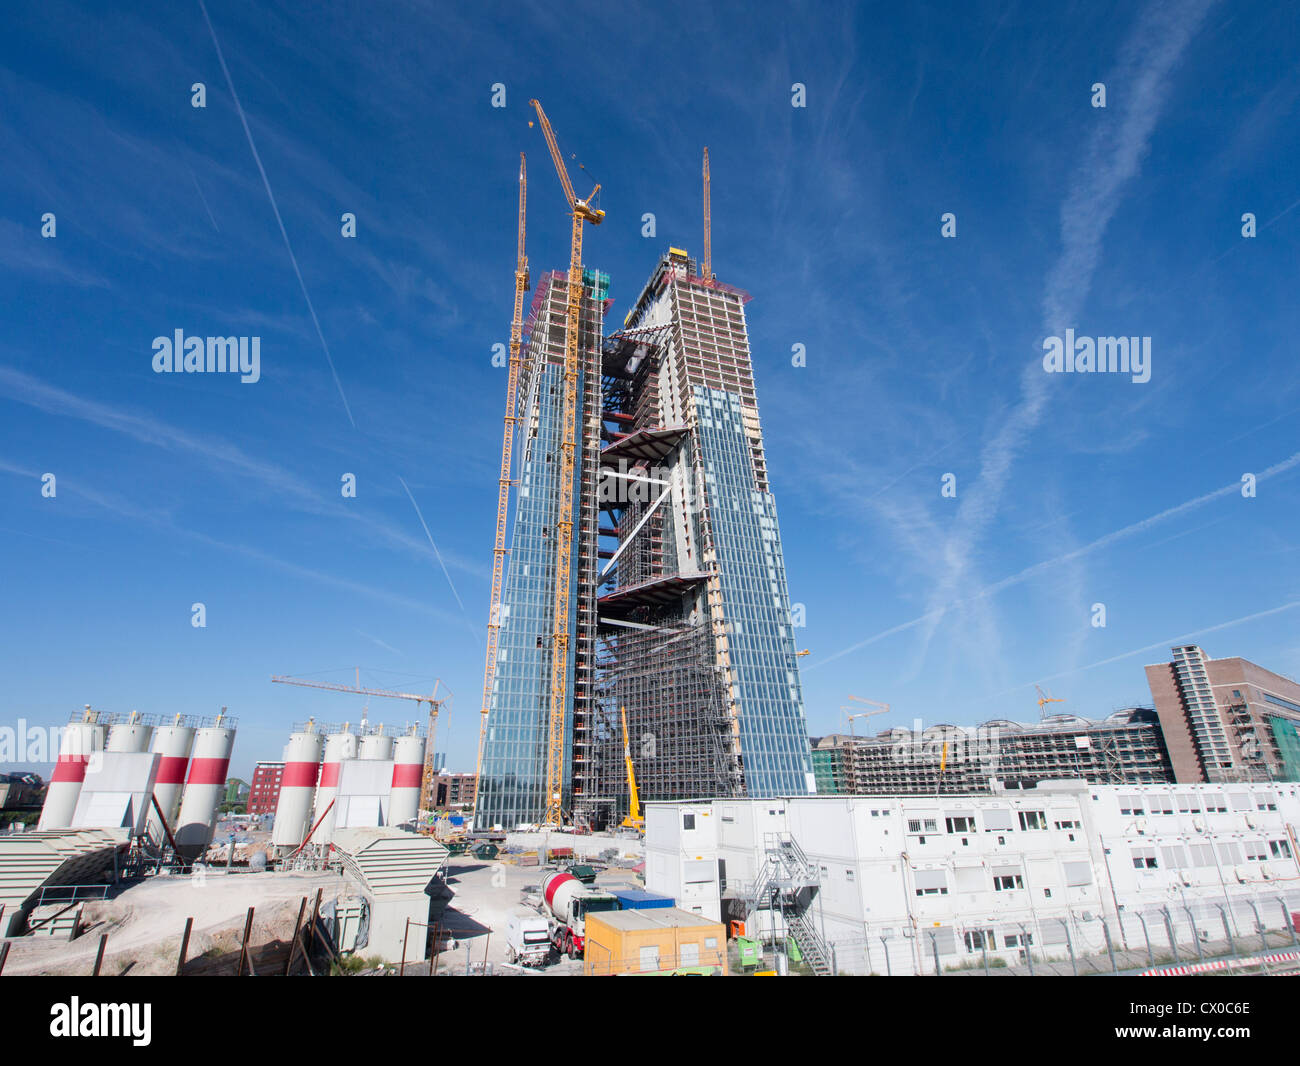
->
476;271;598;830
693;386;813;794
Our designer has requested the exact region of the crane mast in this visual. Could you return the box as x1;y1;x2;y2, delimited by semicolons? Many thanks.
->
475;153;530;794
702;146;712;281
528;98;604;827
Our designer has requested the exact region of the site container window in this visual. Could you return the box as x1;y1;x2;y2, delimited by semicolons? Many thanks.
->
1018;811;1047;831
963;929;995;952
945;816;975;833
914;870;948;896
983;809;1014;831
1063;861;1093;887
993;874;1024;891
683;813;696;830
1271;840;1293;859
1130;847;1157;869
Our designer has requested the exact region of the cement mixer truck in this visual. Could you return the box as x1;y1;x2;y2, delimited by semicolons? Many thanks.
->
539;871;619;958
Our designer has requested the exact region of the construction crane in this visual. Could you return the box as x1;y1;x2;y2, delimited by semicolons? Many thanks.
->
619;706;643;832
1035;684;1065;721
270;674;451;811
701;146;712;281
840;696;891;794
529;98;605;827
475;152;530;796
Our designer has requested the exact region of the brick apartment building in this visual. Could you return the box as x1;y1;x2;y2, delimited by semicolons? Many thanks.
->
1145;645;1300;783
247;761;286;815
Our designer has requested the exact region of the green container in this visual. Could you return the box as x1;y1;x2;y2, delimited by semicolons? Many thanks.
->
736;937;760;967
567;863;598;884
472;842;499;860
786;938;803;964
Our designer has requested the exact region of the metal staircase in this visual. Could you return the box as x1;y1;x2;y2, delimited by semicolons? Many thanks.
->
743;833;834;975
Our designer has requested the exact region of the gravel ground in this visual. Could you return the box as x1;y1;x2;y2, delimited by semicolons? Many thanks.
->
3;869;346;976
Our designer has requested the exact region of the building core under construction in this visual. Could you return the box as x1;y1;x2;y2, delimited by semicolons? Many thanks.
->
476;249;815;830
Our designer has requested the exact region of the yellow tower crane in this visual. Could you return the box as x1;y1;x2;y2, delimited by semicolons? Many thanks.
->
270;674;451;811
475;153;530;795
1035;685;1065;720
528;98;605;827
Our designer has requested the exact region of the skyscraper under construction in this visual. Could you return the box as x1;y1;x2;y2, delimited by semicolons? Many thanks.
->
475;248;814;830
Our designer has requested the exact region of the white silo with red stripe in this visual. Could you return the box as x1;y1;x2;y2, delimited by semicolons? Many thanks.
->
388;730;426;826
37;708;105;831
145;716;195;846
312;725;356;845
175;712;237;858
271;722;326;851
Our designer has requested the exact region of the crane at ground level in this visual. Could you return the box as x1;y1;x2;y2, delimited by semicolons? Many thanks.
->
619;705;643;832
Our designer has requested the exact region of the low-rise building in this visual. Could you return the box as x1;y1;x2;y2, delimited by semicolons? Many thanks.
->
810;708;1173;796
247;762;285;816
646;780;1300;975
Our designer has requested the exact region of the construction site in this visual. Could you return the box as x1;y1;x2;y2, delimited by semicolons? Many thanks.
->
4;95;1299;986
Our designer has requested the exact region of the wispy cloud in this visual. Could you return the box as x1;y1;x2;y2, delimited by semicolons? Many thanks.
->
811;447;1300;670
899;0;1217;665
199;0;356;429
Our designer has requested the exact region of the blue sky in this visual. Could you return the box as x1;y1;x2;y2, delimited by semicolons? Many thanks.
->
1;0;1297;779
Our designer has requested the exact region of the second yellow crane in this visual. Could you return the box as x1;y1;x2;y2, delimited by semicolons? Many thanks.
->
529;99;605;827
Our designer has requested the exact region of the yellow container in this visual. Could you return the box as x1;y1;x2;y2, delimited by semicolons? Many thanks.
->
583;908;728;976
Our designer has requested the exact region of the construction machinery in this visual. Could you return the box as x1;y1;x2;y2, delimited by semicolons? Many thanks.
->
269;673;451;811
528;98;605;827
538;870;619;959
1035;685;1065;720
476;153;530;797
619;706;643;832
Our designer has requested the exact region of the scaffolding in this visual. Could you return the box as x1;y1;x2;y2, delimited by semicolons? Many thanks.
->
813;709;1176;795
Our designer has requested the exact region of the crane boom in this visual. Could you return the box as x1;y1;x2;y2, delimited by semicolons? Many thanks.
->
271;674;451;811
476;153;529;794
528;98;604;827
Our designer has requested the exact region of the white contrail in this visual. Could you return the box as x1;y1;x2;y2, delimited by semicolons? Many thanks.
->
982;600;1300;702
398;475;479;642
198;0;355;428
809;449;1300;670
909;0;1217;660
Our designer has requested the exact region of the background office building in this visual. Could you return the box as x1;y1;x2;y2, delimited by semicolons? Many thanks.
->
1146;645;1300;783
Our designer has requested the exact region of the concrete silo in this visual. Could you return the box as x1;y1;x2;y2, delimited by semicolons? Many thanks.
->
271;722;326;852
388;731;426;826
313;725;357;845
146;716;196;846
106;711;154;754
175;711;237;858
359;731;393;761
37;707;105;831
